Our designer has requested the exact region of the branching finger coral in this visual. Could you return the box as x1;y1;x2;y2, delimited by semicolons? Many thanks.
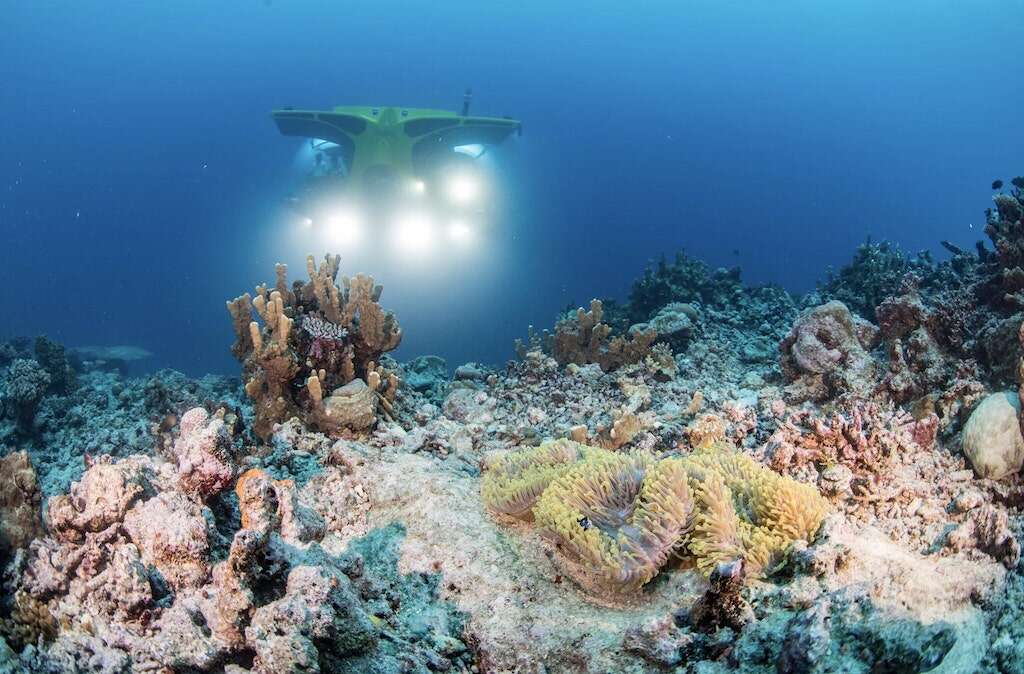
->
481;440;584;519
226;254;402;439
516;299;656;372
533;450;694;589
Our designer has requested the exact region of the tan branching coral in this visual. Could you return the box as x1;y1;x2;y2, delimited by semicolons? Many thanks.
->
533;299;656;372
481;440;584;519
227;254;402;439
534;449;693;589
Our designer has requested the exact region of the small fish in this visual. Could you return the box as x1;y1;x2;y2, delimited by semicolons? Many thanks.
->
732;249;740;256
577;516;591;530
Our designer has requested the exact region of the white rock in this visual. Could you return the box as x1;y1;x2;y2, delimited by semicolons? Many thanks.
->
962;391;1024;479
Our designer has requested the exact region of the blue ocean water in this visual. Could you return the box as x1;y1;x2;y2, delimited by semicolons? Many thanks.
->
2;0;1022;375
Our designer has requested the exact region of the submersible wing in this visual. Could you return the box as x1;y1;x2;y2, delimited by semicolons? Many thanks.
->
271;105;521;181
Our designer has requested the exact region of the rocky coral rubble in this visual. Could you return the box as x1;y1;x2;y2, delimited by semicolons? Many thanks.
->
0;408;470;673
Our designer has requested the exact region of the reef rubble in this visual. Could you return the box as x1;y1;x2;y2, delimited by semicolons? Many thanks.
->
3;185;1024;672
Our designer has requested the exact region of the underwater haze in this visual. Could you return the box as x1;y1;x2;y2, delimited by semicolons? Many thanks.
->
2;0;1022;374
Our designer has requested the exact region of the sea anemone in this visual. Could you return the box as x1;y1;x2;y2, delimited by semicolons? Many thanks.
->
481;439;584;519
533;449;693;588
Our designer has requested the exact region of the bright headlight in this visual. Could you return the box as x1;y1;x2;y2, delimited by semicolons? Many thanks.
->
448;219;473;243
326;210;363;247
453;143;485;159
394;213;435;252
447;174;479;203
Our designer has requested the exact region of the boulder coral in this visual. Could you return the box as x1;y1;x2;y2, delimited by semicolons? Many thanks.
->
961;391;1024;479
485;441;829;591
779;300;880;402
227;254;402;439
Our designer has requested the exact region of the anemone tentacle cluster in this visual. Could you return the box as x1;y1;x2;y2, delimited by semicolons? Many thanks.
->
483;441;829;590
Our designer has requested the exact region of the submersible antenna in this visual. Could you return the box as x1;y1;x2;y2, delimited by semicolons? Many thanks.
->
461;88;473;116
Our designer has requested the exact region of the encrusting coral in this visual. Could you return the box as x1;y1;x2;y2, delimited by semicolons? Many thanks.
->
487;440;829;591
227;254;402;439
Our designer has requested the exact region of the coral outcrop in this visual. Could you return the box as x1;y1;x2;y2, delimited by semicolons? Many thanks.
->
227;254;401;439
779;300;880;402
0;451;42;563
517;299;656;372
2;359;51;434
169;406;237;499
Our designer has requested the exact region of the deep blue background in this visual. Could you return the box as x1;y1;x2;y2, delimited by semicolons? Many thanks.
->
2;1;1022;374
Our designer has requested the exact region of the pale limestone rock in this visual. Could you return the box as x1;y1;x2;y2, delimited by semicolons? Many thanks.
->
962;392;1024;479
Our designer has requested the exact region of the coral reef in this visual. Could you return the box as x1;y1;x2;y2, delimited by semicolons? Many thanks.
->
9;182;1024;672
1;413;470;673
818;239;935;321
227;254;401;439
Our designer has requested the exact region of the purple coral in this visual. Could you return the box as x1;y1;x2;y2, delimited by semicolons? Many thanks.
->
302;315;349;359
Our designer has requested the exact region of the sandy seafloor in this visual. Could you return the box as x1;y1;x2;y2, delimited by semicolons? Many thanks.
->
4;190;1024;673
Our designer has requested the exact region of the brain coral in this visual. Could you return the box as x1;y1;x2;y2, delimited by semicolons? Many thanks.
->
533;449;693;588
485;441;830;590
481;439;584;519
